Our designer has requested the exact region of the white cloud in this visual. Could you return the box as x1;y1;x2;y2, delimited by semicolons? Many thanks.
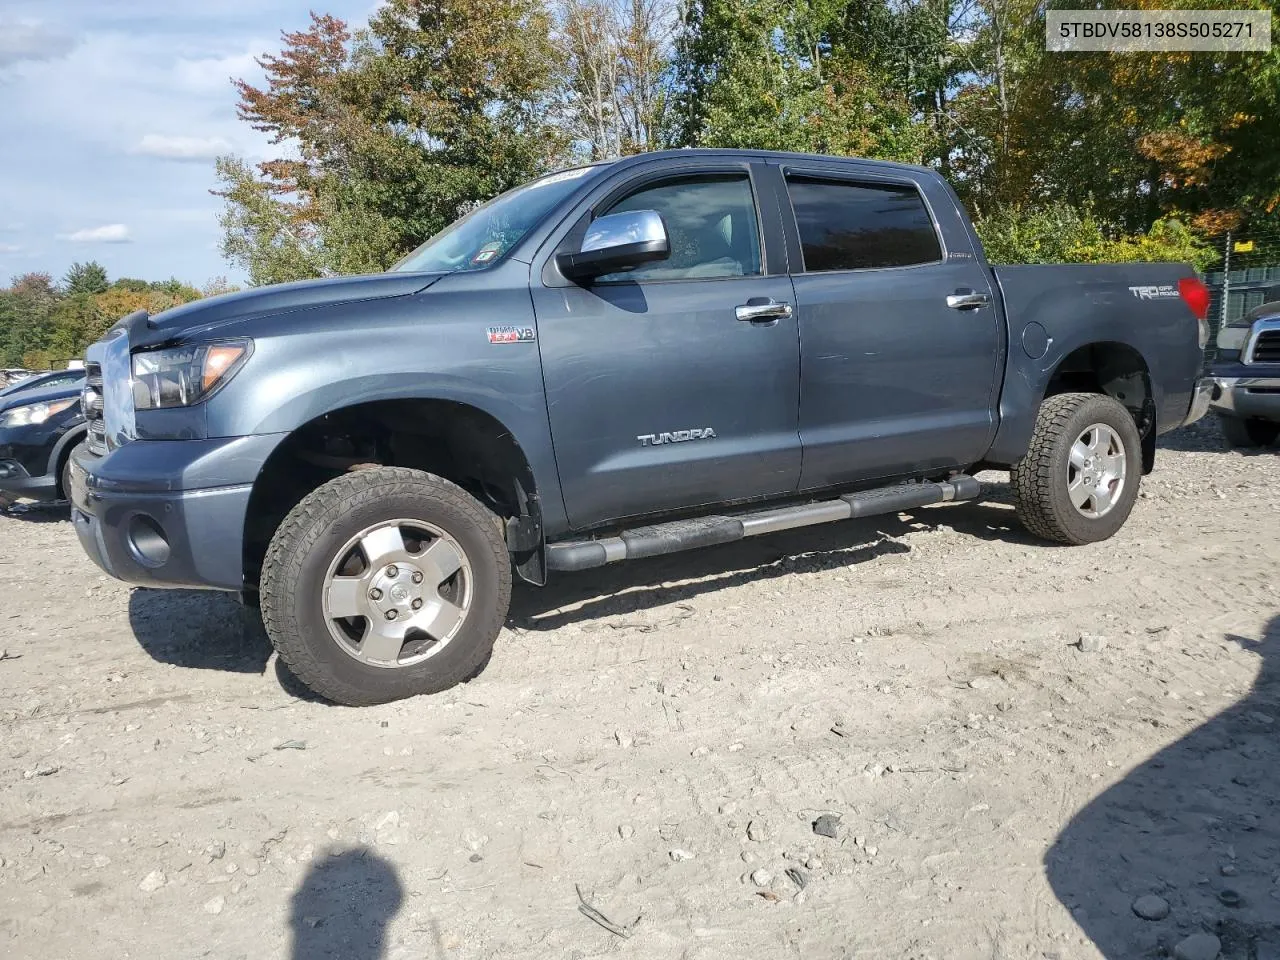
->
173;50;259;94
0;1;373;283
0;243;22;254
134;133;233;161
0;19;78;69
61;224;132;243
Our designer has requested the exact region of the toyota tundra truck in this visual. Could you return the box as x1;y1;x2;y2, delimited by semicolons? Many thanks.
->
70;149;1214;705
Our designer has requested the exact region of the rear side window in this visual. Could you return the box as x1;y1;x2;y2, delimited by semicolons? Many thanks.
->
786;176;941;272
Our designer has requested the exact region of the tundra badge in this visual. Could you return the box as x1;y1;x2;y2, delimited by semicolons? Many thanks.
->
637;427;718;446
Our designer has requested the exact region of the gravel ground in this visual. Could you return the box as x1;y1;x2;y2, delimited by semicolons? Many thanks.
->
1;417;1277;960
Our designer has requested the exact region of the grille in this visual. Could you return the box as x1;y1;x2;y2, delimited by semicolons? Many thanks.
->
83;362;106;456
1251;330;1280;364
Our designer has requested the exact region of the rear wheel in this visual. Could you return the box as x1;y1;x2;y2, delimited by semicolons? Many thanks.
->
1219;414;1280;449
260;466;511;705
1012;392;1142;545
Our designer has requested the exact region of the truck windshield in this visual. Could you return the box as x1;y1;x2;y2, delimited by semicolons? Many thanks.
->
390;165;599;274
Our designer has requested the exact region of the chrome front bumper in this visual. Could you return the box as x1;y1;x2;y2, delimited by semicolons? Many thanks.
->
1208;376;1280;418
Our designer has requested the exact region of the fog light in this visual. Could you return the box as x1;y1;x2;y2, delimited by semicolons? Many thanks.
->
127;514;170;567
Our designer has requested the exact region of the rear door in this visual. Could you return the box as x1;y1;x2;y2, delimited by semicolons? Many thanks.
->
532;160;801;529
776;163;1002;489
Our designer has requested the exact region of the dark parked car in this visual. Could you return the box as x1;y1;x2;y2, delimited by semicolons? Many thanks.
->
1209;289;1280;448
0;367;85;401
0;378;87;504
71;149;1213;704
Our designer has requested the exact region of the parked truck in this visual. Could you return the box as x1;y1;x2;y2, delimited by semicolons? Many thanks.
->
1209;287;1280;447
70;149;1214;704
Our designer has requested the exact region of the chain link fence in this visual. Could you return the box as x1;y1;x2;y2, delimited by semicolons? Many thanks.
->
1200;229;1280;360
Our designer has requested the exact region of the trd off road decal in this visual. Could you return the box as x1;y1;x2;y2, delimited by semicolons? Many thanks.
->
1129;284;1180;301
487;325;537;344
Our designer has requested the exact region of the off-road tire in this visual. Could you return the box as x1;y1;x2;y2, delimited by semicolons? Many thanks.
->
1219;414;1280;449
259;466;511;706
1012;392;1142;545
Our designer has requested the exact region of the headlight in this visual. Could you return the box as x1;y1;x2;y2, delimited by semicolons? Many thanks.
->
0;397;77;428
132;340;251;410
1217;324;1248;353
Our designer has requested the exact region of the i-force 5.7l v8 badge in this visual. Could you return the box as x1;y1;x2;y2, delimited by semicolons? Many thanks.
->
487;325;536;344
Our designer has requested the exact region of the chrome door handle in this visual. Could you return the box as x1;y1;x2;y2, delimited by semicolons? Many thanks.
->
736;299;794;323
946;291;992;310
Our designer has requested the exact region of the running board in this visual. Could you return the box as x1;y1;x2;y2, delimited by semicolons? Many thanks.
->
545;475;981;572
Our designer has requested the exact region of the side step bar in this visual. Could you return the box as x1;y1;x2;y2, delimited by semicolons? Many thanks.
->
546;475;981;572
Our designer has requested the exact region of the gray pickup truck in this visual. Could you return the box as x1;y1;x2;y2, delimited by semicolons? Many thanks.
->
1209;288;1280;447
71;149;1213;704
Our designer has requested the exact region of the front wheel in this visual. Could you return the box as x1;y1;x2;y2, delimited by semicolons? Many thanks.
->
1219;414;1280;449
259;467;511;706
1012;392;1142;545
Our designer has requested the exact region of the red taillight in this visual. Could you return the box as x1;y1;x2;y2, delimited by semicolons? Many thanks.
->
1178;276;1210;320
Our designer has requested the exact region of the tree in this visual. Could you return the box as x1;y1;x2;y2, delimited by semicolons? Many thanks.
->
0;272;205;368
993;0;1280;233
62;261;109;296
0;274;57;367
46;294;104;361
218;2;570;281
975;202;1216;270
670;0;929;160
553;0;676;159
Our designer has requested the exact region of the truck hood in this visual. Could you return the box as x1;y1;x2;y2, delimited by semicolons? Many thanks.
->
133;271;444;348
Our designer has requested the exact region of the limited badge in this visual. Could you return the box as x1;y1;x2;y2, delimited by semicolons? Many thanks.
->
487;325;536;344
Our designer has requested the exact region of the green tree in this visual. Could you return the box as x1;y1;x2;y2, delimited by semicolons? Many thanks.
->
46;294;104;363
217;3;569;283
671;0;929;160
975;202;1215;270
1000;0;1280;234
0;274;57;367
61;261;109;296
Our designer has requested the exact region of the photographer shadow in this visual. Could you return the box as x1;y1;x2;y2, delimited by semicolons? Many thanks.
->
289;848;404;959
1046;616;1280;958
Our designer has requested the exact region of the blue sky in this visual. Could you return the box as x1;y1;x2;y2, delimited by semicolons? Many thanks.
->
0;1;374;287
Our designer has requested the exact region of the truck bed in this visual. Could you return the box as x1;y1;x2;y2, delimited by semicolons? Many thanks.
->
985;262;1204;465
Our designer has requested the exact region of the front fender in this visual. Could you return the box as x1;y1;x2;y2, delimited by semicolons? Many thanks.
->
204;276;569;536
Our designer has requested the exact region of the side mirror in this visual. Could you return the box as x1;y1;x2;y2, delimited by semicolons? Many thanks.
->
557;210;670;281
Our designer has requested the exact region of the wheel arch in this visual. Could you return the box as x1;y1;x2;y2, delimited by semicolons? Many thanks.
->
1040;341;1156;473
51;424;89;499
242;396;548;596
988;337;1159;473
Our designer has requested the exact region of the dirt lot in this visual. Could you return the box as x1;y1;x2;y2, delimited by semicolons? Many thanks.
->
1;419;1277;960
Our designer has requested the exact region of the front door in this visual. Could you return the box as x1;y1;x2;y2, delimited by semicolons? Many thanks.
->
533;166;802;529
779;166;1002;489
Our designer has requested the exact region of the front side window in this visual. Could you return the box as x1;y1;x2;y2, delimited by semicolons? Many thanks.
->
596;174;762;282
786;177;942;272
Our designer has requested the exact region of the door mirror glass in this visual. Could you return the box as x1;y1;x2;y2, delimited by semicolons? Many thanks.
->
558;210;670;281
